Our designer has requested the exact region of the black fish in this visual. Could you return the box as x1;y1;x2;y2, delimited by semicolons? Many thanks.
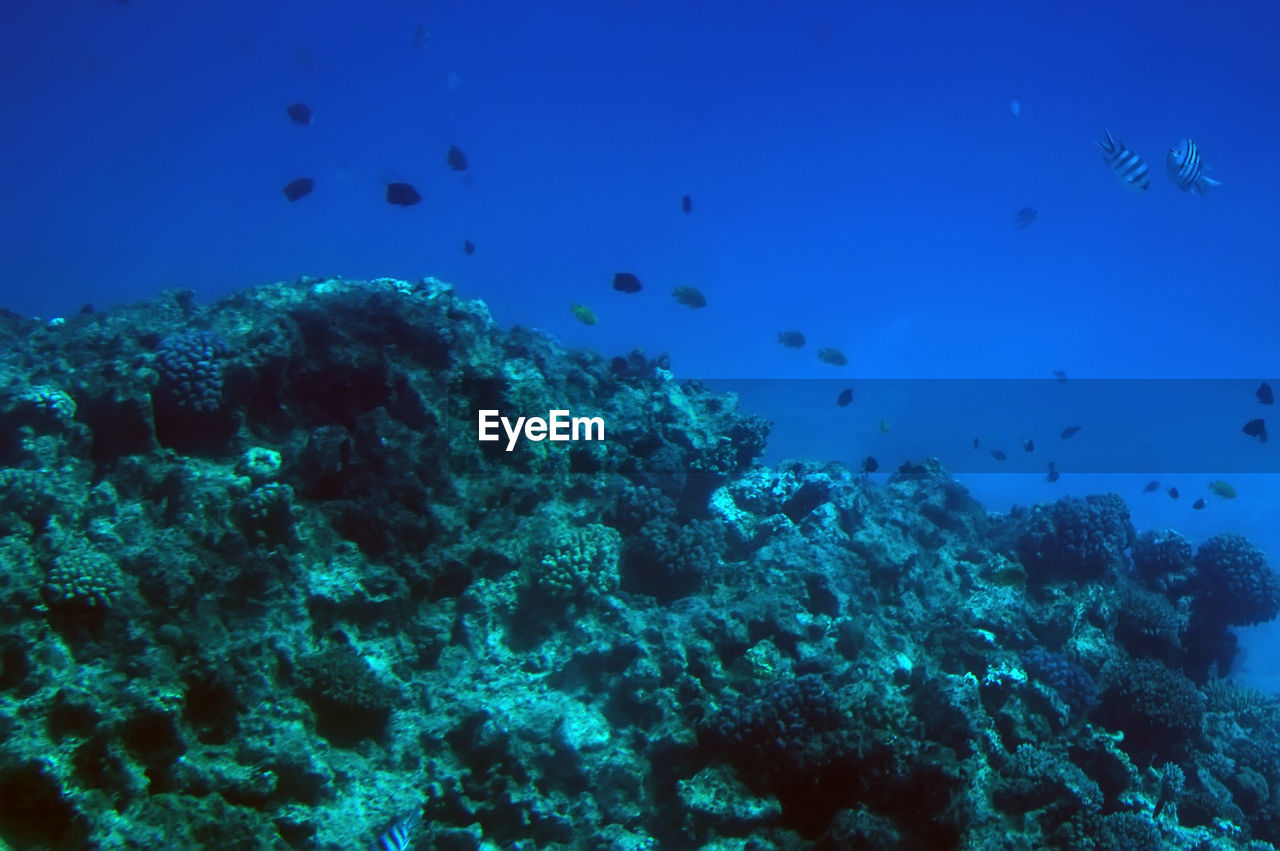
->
817;348;848;366
990;449;1007;461
463;239;475;255
1046;462;1059;483
285;102;312;125
1142;480;1160;493
862;456;878;473
385;182;421;206
1243;418;1268;443
282;177;315;201
1258;382;1274;405
836;388;853;407
1053;370;1067;383
672;286;707;308
1013;207;1038;229
972;437;980;450
681;194;692;214
1060;425;1081;439
612;272;642;294
1192;498;1207;510
777;331;805;349
1022;438;1034;452
1168;487;1179;499
446;145;468;171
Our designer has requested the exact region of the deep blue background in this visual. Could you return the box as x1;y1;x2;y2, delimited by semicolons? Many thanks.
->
5;0;1280;683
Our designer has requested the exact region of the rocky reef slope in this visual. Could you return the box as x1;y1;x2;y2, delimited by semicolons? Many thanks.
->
1;276;1279;850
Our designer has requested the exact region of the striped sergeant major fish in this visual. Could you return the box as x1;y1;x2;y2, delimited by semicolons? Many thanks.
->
1096;130;1150;192
1167;138;1222;195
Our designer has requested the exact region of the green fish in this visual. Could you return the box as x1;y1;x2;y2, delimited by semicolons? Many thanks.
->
1208;480;1237;499
671;286;707;308
570;303;597;325
818;347;848;366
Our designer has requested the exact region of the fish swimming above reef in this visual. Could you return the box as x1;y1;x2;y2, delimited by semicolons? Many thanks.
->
1096;130;1150;193
836;388;853;407
282;177;314;201
817;348;848;366
1012;207;1038;229
990;449;1007;462
1060;425;1081;439
777;331;805;349
612;272;642;294
681;194;692;214
463;239;475;255
1168;487;1180;499
570;304;597;325
1046;461;1060;483
446;145;468;171
1022;438;1034;452
671;286;707;308
1258;382;1274;405
385;182;421;206
285;102;312;125
1053;370;1067;383
1243;418;1268;443
1167;138;1221;195
862;456;879;473
1143;480;1160;493
1192;498;1207;510
1209;480;1237;499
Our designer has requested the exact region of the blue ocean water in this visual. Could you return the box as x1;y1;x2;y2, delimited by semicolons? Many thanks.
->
4;0;1280;803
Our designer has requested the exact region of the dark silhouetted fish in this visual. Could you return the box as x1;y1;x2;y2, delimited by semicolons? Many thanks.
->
385;182;421;206
1142;480;1160;493
463;239;475;255
1167;138;1221;195
777;331;805;349
1168;487;1179;499
862;456;878;473
446;145;468;171
836;388;853;407
612;272;642;294
1053;370;1067;383
286;102;312;125
1258;382;1274;405
818;348;848;366
681;194;692;214
282;177;315;201
973;437;980;449
1046;461;1059;483
990;449;1007;461
672;286;707;308
1192;498;1207;510
1022;438;1034;452
1060;425;1081;439
1096;130;1150;193
1243;418;1268;443
1013;207;1038;229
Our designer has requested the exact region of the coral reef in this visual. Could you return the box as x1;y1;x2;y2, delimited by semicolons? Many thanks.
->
1;275;1279;848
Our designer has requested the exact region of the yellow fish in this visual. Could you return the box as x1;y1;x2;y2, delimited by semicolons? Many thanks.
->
570;304;597;325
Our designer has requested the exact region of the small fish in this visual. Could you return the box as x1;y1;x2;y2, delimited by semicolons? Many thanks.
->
1021;438;1034;452
1046;461;1060;483
681;194;692;214
1060;425;1081;439
1243;418;1268;443
1168;487;1180;499
446;145;468;171
1142;480;1160;493
1012;207;1038;229
1096;130;1150;193
412;22;430;50
1258;382;1274;405
862;456;879;473
1192;498;1207;510
836;388;853;407
1208;480;1237;499
285;102;312;125
671;286;707;308
570;303;597;325
972;437;980;449
990;449;1007;462
1167;138;1221;195
612;272;642;294
1009;97;1021;117
777;331;806;349
385;182;421;206
282;177;315;201
371;812;421;851
463;239;475;255
817;348;848;366
1053;370;1067;383
879;419;891;433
